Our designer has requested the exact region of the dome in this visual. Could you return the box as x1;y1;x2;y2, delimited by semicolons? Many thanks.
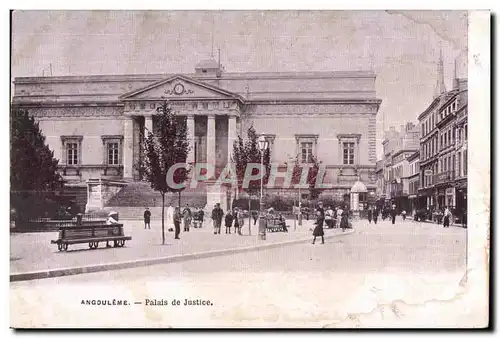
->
195;59;219;69
350;180;367;193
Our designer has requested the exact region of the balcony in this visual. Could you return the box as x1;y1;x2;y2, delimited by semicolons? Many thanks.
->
434;170;455;185
58;165;124;182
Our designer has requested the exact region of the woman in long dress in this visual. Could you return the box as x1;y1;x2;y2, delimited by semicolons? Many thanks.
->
312;210;325;244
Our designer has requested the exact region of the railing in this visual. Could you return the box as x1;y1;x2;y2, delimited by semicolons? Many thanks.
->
26;213;108;231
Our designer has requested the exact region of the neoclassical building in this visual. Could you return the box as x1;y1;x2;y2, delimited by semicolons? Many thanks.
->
12;60;381;214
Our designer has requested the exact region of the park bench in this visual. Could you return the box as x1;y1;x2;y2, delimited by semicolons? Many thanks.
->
51;223;132;252
266;217;288;233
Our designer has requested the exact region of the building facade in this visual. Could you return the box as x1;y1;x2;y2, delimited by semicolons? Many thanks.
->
12;60;381;212
418;49;468;212
405;151;420;213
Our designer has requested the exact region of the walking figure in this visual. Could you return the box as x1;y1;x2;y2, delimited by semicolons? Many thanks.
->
236;208;245;235
225;211;234;234
173;207;181;239
443;207;451;228
373;208;379;224
367;207;373;224
401;209;407;221
143;207;151;229
211;203;224;235
183;204;192;232
340;209;349;232
312;210;325;244
391;206;397;225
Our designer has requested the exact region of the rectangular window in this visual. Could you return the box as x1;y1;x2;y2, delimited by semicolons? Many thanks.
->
458;152;462;177
464;150;467;175
342;142;355;165
301;142;313;163
107;142;120;165
67;143;78;165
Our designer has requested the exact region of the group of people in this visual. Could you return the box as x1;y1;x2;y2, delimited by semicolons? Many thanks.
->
312;202;351;245
143;203;256;239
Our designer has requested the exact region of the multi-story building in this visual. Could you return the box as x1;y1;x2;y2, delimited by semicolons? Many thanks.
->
375;159;384;202
435;78;468;210
406;151;420;213
418;49;468;212
381;126;401;203
389;122;419;211
12;59;382;213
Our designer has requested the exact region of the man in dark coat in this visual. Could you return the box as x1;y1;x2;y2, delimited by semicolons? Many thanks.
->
312;210;325;244
144;207;151;229
367;207;373;224
391;207;397;225
212;203;224;235
173;207;181;239
373;208;379;224
225;212;234;234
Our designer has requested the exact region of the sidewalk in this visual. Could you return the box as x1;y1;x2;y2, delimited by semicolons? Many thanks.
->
406;216;467;228
10;219;353;279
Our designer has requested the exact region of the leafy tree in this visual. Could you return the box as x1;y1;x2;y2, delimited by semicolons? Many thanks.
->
10;109;63;224
136;102;190;245
231;125;271;234
290;154;322;206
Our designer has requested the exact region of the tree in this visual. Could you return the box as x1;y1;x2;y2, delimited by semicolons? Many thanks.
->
231;125;271;234
136;102;190;245
10;109;63;224
290;154;322;207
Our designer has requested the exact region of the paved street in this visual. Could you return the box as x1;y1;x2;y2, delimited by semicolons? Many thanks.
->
10;218;476;328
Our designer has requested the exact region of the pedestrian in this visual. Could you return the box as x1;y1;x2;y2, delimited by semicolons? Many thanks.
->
373;208;379;224
443;207;451;228
316;202;325;228
237;208;245;235
401;209;407;221
340;209;349;232
337;207;343;229
183;204;192;232
233;208;240;235
225;211;234;234
198;208;205;228
325;206;334;229
278;213;288;232
312;210;325;244
367;207;373;224
173;207;181;239
252;210;259;226
143;207;151;229
391;206;397;225
211;203;224;235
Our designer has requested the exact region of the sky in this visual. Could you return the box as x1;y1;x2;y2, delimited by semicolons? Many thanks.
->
11;10;468;159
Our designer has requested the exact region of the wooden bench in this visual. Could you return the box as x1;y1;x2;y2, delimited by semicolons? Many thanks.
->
51;223;132;252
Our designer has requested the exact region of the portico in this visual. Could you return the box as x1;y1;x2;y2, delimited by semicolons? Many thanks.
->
119;75;243;180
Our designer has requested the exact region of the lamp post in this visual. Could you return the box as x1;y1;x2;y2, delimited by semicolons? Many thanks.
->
258;135;269;240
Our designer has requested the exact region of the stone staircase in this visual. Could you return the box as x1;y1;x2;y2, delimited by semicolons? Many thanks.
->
103;181;207;220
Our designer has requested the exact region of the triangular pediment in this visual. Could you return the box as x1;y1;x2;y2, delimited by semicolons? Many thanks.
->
119;75;244;102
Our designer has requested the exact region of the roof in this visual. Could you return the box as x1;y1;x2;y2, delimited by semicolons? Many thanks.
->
351;180;368;193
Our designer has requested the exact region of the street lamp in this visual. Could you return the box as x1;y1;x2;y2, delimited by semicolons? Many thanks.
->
258;135;269;240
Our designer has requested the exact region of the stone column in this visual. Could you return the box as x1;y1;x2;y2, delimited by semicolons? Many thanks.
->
123;117;134;181
227;116;237;164
144;115;153;135
207;115;216;169
187;115;195;164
